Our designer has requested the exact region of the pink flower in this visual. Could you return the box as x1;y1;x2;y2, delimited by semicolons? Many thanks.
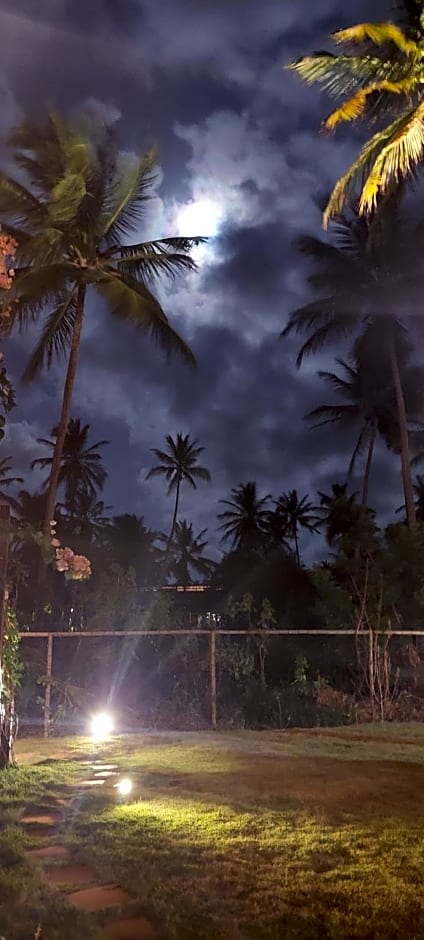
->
53;544;91;581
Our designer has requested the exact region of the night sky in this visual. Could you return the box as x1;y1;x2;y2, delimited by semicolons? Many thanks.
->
0;0;400;559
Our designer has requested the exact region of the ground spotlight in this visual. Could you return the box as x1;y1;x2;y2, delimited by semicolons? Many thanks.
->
90;711;113;741
115;777;133;797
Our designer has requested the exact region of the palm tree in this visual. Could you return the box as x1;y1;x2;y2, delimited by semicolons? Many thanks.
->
397;473;424;521
271;490;319;564
0;457;23;504
217;481;271;551
317;482;375;547
287;7;424;223
31;418;108;513
107;513;160;587
165;520;215;585
146;433;211;553
59;490;111;542
308;354;424;505
10;489;46;528
0;115;205;533
282;209;424;527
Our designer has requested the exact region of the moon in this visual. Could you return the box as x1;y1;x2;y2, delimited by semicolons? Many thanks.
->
176;198;222;238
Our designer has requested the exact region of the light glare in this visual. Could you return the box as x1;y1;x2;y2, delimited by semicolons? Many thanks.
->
91;711;113;741
117;777;133;797
177;198;222;238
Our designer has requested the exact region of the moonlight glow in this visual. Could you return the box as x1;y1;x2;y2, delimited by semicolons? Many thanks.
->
177;198;222;238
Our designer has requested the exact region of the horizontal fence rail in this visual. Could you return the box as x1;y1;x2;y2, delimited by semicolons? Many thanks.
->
18;630;424;638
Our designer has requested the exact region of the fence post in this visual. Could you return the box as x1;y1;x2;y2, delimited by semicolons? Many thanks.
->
44;633;54;738
210;630;217;730
0;504;10;767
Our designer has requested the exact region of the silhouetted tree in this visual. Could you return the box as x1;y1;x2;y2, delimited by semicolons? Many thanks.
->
218;481;271;552
32;418;108;513
146;433;211;554
165;520;215;585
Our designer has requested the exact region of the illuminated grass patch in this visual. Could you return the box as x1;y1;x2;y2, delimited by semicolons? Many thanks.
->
8;725;424;938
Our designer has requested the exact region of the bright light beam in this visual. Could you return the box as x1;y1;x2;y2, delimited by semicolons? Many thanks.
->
90;712;113;741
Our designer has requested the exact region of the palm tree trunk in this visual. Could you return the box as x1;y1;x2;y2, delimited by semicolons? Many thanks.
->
43;284;86;536
165;478;181;559
388;333;416;528
361;422;377;506
294;527;301;566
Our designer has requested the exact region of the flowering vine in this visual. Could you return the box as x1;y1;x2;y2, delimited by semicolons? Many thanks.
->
0;228;16;293
49;521;92;581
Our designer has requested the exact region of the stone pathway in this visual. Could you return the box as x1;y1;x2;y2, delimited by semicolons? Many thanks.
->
21;757;156;939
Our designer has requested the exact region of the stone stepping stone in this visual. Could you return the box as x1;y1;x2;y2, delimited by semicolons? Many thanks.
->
26;845;70;861
46;864;96;887
21;813;61;827
79;779;105;787
67;884;129;911
80;762;118;769
26;827;60;839
91;764;118;771
103;917;155;939
94;770;118;778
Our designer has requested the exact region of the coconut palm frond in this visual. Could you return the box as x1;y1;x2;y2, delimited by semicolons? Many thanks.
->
359;99;424;213
333;22;418;55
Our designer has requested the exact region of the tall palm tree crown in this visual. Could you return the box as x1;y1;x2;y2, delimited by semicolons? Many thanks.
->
146;432;211;552
106;513;160;587
31;418;108;511
272;490;319;564
288;6;424;223
317;482;375;547
166;520;215;585
0;114;205;532
308;354;424;504
218;481;271;551
282;209;424;526
59;490;111;543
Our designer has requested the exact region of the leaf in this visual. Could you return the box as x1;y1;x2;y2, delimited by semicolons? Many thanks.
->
324;77;419;130
306;403;359;427
287;52;387;98
332;22;418;56
0;174;46;226
322;111;414;225
359;100;424;213
16;261;80;289
22;290;77;381
15;228;65;266
101;150;159;243
113;236;205;281
49;173;87;225
95;270;195;365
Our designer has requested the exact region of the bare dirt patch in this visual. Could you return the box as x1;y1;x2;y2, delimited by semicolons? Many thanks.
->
103;916;155;939
67;884;130;911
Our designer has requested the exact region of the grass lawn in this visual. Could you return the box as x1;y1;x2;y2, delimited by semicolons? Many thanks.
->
2;724;424;938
